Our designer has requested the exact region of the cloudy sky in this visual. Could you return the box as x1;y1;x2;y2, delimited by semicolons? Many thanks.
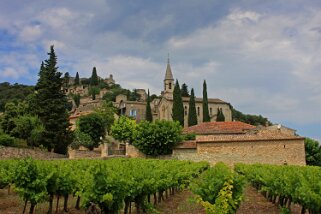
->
0;0;320;141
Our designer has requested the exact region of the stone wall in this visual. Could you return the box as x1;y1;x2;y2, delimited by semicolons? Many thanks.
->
68;149;101;159
0;147;67;159
172;138;306;166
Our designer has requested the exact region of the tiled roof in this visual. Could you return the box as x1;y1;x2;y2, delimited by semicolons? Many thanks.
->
196;130;305;143
183;121;256;135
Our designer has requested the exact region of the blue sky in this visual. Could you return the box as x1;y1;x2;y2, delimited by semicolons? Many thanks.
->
0;0;320;141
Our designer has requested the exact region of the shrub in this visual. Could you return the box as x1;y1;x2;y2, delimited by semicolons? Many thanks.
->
0;133;15;146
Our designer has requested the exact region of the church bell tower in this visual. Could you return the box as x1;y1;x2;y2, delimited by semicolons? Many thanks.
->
163;56;174;98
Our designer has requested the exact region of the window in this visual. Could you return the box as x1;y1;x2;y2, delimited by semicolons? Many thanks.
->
184;106;187;116
129;109;137;118
210;107;212;115
197;107;200;116
169;83;172;90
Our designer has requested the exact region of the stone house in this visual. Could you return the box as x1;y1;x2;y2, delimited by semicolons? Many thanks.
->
173;121;306;166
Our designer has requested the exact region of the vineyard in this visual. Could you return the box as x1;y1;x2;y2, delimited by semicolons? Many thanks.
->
235;163;321;214
1;158;321;214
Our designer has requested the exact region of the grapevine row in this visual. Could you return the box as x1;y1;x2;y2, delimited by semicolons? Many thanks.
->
235;163;321;214
0;158;209;214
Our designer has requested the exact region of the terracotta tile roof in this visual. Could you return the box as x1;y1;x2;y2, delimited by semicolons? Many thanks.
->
183;121;256;135
196;130;305;143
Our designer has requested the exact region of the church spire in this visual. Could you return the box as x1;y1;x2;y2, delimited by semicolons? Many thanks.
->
164;54;174;81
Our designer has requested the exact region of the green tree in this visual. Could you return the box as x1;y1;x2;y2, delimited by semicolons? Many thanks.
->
89;86;100;100
10;115;44;147
133;120;182;156
63;72;70;88
181;83;190;97
305;138;321;166
216;108;225;122
34;46;72;154
74;72;80;85
72;94;81;107
95;101;116;134
90;67;99;86
202;80;210;122
172;80;184;126
145;89;153;122
188;88;197;127
77;113;106;150
70;129;95;150
111;116;136;144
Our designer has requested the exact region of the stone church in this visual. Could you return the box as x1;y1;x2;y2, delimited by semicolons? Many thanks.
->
114;59;232;126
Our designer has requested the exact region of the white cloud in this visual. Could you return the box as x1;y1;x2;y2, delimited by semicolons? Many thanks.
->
19;25;42;42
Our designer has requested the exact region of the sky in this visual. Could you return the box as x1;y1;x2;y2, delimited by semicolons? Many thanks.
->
0;0;320;141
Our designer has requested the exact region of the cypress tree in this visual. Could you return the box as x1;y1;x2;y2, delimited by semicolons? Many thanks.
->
90;67;99;86
181;83;189;97
74;72;80;85
216;108;225;121
172;79;184;126
34;46;72;154
202;80;210;122
145;89;153;122
188;88;197;127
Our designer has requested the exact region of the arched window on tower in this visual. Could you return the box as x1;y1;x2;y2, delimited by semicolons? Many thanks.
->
169;83;172;90
197;107;200;116
184;106;187;116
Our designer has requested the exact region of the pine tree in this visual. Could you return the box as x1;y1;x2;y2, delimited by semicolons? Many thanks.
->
145;89;153;122
188;88;197;127
90;67;99;86
63;72;70;88
202;80;210;122
216;108;225;121
74;72;80;85
172;80;184;126
181;83;189;97
34;46;72;154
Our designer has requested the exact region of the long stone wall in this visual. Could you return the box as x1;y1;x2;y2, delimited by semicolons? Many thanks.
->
0;147;67;159
127;138;306;166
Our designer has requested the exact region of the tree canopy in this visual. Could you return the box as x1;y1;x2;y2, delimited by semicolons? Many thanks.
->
305;138;321;166
188;88;197;127
34;46;72;154
202;80;210;122
133;120;182;156
216;108;225;122
181;83;190;97
145;89;153;122
90;67;99;86
111;116;136;144
172;80;184;126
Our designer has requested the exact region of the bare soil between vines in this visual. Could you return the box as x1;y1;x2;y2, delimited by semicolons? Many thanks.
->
0;186;304;214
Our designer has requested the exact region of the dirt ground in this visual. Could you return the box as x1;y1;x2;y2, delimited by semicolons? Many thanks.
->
0;186;304;214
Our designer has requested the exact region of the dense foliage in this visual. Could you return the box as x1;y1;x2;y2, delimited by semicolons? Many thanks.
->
74;72;80;85
172;80;184;126
111;116;136;144
133;120;182;156
181;83;190;97
216;108;225;122
305;138;321;166
232;108;271;126
0;82;34;112
90;67;99;86
94;101;116;134
188;88;197;127
191;162;245;214
0;158;209;214
202;80;210;122
77;113;106;150
34;46;72;154
235;163;321;214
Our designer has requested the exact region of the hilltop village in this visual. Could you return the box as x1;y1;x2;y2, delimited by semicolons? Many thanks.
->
67;59;232;129
63;59;306;166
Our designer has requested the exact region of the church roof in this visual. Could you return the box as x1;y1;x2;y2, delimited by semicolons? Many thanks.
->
183;121;256;135
164;59;174;80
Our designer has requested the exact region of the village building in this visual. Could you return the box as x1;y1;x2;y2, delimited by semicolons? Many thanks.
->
114;59;233;126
